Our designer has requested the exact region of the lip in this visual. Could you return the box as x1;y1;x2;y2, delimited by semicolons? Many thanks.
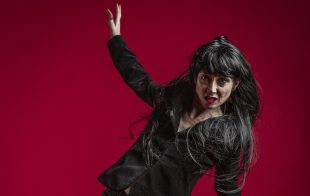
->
205;96;218;104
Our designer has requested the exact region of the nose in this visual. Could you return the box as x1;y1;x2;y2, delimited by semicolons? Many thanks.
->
208;79;217;94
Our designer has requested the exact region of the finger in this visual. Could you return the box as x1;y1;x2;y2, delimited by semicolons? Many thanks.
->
106;8;114;20
115;3;121;21
106;9;115;25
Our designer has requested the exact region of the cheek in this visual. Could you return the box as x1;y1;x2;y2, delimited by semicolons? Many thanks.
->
195;84;205;96
219;87;233;100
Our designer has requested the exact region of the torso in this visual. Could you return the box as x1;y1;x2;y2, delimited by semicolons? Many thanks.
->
177;112;204;133
177;111;223;133
124;110;222;195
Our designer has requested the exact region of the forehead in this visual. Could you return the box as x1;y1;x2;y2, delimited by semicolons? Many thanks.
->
197;70;231;78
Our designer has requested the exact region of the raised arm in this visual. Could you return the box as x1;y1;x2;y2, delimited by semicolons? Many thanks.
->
106;35;163;107
106;4;163;107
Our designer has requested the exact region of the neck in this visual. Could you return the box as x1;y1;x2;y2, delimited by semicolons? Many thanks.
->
189;99;223;120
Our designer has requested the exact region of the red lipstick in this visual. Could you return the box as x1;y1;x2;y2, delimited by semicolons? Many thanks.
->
205;96;217;104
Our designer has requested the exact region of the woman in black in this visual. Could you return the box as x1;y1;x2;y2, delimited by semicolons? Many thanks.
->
98;3;260;196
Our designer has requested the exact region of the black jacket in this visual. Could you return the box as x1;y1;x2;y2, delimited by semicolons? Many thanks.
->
98;35;241;196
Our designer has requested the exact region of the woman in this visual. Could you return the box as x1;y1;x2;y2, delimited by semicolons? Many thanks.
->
98;3;260;196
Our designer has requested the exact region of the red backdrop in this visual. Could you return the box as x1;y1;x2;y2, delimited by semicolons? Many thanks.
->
1;0;309;195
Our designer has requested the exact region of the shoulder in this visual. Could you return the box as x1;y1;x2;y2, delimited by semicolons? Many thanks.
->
191;115;239;136
178;115;241;156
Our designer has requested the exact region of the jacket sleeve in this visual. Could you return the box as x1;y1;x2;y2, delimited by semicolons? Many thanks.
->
214;153;242;196
176;118;242;196
107;35;164;107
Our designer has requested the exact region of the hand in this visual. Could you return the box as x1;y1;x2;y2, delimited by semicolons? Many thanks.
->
124;186;131;195
106;3;121;38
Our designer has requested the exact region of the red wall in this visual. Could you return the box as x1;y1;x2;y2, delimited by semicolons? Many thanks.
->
1;0;309;195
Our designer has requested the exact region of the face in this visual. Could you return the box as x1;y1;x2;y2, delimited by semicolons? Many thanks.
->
195;70;239;110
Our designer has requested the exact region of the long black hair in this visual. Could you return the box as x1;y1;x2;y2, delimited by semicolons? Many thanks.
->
129;35;261;194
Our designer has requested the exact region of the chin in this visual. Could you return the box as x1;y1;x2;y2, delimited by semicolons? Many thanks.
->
207;102;222;109
207;105;218;109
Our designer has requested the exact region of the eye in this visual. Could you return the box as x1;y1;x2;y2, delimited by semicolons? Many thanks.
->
217;78;230;86
200;74;209;81
201;74;207;80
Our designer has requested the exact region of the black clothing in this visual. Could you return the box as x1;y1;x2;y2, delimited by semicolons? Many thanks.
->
101;188;128;196
98;35;241;196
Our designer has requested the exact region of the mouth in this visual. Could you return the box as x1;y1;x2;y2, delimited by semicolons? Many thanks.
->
205;96;218;104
